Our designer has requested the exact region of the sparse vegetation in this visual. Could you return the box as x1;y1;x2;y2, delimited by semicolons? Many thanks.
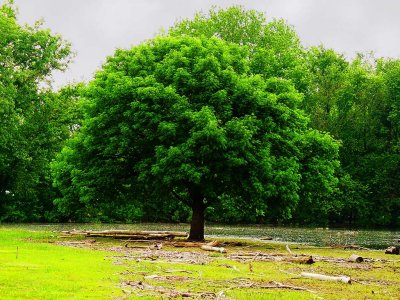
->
1;226;399;299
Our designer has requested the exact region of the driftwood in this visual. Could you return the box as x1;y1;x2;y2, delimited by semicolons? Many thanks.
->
202;240;221;247
349;254;363;263
60;230;187;240
285;244;294;255
172;241;205;248
171;240;226;253
62;230;187;236
172;240;220;248
201;245;226;253
301;272;351;284
283;245;313;264
286;256;314;264
385;246;399;255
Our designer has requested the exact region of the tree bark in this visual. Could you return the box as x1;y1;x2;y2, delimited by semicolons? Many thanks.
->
188;188;205;241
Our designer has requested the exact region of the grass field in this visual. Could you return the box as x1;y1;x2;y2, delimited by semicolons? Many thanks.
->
0;229;123;299
0;226;399;299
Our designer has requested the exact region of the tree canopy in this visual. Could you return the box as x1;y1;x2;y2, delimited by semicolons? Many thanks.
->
168;6;309;93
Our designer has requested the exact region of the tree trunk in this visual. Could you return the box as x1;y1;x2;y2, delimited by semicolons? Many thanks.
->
188;188;205;241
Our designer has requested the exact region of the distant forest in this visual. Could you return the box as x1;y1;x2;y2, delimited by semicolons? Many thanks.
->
1;2;399;229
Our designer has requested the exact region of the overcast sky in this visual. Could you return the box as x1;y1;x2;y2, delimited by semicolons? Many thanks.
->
11;0;400;88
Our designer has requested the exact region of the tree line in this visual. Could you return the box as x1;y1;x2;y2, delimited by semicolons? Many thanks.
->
1;3;399;238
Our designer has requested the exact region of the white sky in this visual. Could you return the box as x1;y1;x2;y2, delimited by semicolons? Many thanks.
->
10;0;400;89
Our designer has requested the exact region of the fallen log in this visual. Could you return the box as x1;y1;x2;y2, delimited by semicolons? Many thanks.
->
89;230;186;237
385;246;399;255
62;230;187;236
301;272;351;284
96;234;175;239
201;245;226;253
285;256;314;264
349;254;363;263
172;241;204;248
285;244;294;255
60;230;187;240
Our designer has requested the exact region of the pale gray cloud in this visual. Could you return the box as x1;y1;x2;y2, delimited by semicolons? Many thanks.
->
10;0;400;88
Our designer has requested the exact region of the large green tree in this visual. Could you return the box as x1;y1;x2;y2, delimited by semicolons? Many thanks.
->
0;1;72;221
168;6;340;225
52;36;339;240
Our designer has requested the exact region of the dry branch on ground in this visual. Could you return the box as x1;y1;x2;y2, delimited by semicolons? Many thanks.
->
300;272;351;284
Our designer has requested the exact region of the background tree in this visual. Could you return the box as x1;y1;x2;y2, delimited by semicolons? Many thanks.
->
302;47;400;226
0;1;72;221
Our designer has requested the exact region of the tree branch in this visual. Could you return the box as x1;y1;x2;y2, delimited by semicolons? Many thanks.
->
171;190;190;206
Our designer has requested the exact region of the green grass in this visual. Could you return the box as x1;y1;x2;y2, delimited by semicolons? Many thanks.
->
1;227;399;299
0;229;123;299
